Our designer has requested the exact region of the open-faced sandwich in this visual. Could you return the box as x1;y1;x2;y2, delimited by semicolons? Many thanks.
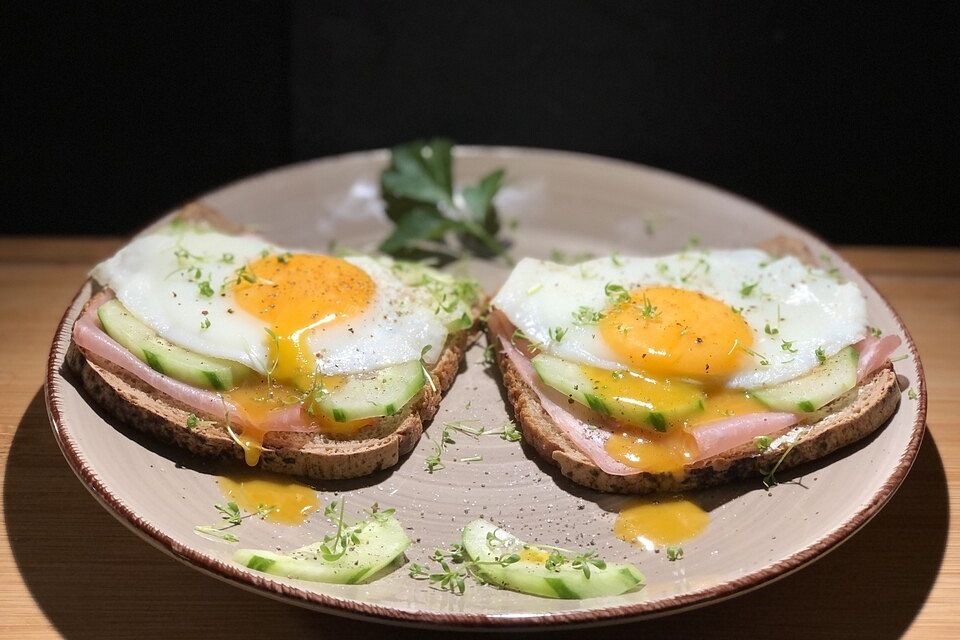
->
66;204;483;479
487;240;902;493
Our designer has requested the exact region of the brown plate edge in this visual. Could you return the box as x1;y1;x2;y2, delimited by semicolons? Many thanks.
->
41;148;928;630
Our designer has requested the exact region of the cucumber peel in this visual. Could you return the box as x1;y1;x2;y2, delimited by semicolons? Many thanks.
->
751;346;859;413
234;511;410;584
531;353;703;432
460;519;644;599
97;299;251;390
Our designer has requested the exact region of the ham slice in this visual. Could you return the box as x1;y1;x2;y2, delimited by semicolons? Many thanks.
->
854;334;902;382
72;292;317;433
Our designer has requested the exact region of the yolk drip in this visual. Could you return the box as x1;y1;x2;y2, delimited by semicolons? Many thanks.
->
600;286;753;381
218;474;319;525
224;254;377;465
684;389;768;428
233;253;374;389
613;497;709;550
605;429;694;473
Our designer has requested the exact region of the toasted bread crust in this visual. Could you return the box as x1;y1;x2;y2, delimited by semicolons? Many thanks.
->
67;202;479;480
489;236;903;493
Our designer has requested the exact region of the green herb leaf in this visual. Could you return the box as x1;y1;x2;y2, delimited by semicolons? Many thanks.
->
666;546;684;561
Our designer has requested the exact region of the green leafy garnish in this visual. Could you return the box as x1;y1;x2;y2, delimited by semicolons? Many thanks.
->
604;283;631;304
572;306;605;325
194;501;277;544
815;347;827;364
379;138;509;262
666;546;684;561
907;388;918;400
549;326;568;343
740;282;758;297
754;435;773;451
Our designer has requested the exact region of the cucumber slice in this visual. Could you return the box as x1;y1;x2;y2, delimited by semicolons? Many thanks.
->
97;299;250;390
751;346;859;412
461;519;644;599
315;360;425;422
234;513;410;584
531;354;704;432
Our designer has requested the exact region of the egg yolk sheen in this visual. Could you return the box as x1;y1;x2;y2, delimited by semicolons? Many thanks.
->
596;287;766;471
600;286;753;380
225;254;377;462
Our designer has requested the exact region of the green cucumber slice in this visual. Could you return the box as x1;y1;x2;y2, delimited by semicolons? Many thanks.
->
234;513;410;584
751;346;859;412
315;360;425;422
461;519;644;599
531;353;704;432
97;299;251;390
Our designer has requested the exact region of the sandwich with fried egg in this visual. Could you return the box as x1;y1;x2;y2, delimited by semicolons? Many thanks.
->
487;239;902;493
66;204;483;480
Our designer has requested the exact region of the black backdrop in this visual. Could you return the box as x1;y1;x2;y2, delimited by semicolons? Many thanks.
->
3;2;958;244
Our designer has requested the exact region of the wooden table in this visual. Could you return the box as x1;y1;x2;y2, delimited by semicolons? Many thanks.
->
1;239;957;639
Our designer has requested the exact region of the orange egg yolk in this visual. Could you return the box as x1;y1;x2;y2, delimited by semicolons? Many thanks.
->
593;287;768;470
613;497;709;551
224;254;376;464
218;473;319;525
600;286;753;381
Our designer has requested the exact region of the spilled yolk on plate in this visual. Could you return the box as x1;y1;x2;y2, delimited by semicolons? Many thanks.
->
594;288;769;470
218;474;319;525
225;254;377;464
613;497;709;550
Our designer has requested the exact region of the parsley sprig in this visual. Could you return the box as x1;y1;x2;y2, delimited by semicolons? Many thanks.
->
379;139;510;263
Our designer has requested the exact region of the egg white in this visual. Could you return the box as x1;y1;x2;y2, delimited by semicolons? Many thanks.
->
491;250;867;389
91;225;455;377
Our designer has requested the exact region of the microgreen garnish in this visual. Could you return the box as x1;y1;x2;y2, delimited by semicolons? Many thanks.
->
481;343;496;366
815;347;827;365
186;414;199;429
220;253;234;264
611;252;625;267
869;326;883;337
740;345;770;366
764;323;779;336
907;388;918;400
424;421;521;473
636;292;659;319
666;546;684;561
754;435;773;451
378;138;509;263
680;257;708;283
780;339;798;353
193;501;278;544
198;280;214;298
740;282;758;297
549;326;568;343
511;328;543;352
200;317;211;330
761;428;810;488
572;306;605;325
604;283;631;304
612;370;625;380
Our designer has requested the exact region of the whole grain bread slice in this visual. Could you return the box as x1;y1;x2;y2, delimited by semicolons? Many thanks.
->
67;202;481;480
489;238;903;494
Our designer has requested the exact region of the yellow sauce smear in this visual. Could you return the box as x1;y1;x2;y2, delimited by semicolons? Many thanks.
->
218;474;319;525
613;497;709;551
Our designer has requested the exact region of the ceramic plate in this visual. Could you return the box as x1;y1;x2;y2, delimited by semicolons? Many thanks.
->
45;148;926;629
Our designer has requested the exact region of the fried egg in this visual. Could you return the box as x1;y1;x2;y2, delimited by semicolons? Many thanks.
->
491;249;866;389
91;223;467;386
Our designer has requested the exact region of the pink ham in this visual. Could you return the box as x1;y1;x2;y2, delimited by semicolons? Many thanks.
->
687;413;799;462
854;334;902;382
72;292;317;433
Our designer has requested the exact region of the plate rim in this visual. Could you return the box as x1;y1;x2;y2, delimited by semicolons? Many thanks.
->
42;146;928;629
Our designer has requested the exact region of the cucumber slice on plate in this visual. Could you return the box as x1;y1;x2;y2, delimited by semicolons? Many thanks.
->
461;519;644;599
751;346;859;412
531;353;704;432
234;512;411;584
97;299;251;390
315;360;425;422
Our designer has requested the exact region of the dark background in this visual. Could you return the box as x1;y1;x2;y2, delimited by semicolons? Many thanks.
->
3;2;958;244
